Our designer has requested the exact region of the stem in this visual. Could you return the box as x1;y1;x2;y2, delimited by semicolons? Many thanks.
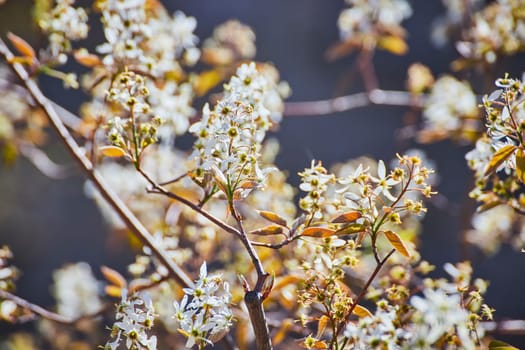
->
136;167;242;239
338;249;395;336
0;38;195;290
245;290;273;350
0;289;107;325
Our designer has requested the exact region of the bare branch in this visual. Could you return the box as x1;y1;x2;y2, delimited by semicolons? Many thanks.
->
137;167;242;239
284;89;426;117
0;37;195;290
18;142;73;179
0;289;108;325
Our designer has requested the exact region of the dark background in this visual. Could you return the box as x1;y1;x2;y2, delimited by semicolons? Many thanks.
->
1;0;524;346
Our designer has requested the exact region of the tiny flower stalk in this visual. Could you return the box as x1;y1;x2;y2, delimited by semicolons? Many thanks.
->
104;70;162;167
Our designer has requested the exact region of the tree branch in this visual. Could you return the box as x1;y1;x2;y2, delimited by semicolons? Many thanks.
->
0;289;108;325
137;167;242;239
284;89;425;117
0;38;195;290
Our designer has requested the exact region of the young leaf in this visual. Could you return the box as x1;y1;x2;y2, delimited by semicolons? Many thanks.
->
377;35;408;55
99;145;127;158
352;304;373;318
73;50;101;67
316;315;329;338
273;319;293;346
515;148;525;183
249;224;284;236
334;223;365;236
383;230;411;258
484;145;517;176
101;265;127;288
258;210;288;227
301;227;336;238
105;285;123;298
193;69;223;96
489;340;519;350
7;32;35;60
331;211;362;224
261;273;275;300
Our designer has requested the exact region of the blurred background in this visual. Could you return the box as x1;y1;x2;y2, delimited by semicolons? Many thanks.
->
0;0;524;346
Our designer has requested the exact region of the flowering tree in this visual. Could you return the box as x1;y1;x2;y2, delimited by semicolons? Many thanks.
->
0;0;524;349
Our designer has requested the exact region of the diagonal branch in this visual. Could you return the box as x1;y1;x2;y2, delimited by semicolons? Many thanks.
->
0;38;195;290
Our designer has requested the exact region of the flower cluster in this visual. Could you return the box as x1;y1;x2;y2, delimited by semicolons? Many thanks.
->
343;303;408;349
105;291;157;350
456;0;525;66
38;0;89;64
430;0;482;48
466;74;525;213
202;20;256;65
340;262;492;349
419;75;479;143
189;62;289;199
96;0;199;75
172;262;233;348
105;71;162;161
298;154;434;231
96;0;151;70
52;262;102;319
0;246;17;292
336;0;412;54
467;204;525;254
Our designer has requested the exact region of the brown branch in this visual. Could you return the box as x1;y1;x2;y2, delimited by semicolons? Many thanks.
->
137;167;242;239
245;291;272;350
0;37;195;290
338;249;395;336
483;319;525;336
0;289;108;325
284;89;425;117
18;142;73;179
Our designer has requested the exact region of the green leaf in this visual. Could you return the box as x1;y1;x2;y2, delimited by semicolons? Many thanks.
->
484;145;517;176
334;223;366;236
516;148;525;183
489;340;519;350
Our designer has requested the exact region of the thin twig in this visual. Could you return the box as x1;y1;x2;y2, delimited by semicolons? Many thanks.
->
137;167;242;239
0;38;195;290
284;89;426;117
0;289;108;325
338;249;395;336
18;142;73;179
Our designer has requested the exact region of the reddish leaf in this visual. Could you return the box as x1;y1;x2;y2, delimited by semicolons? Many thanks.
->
101;265;127;288
353;304;373;318
383;230;411;258
7;32;35;60
301;227;336;238
258;210;288;227
331;211;362;223
249;225;284;236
